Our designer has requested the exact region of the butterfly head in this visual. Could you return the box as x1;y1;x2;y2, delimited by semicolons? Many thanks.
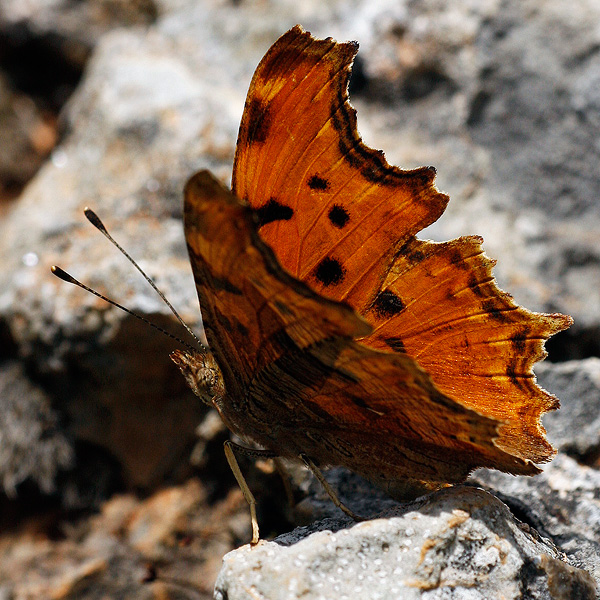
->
170;348;224;407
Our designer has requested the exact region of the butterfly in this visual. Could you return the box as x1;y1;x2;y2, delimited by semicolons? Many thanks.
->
170;25;572;542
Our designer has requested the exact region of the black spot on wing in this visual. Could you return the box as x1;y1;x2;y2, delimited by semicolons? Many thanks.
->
328;204;350;228
236;320;249;337
490;308;511;323
507;327;532;391
446;247;468;269
255;198;294;227
241;98;273;145
372;290;405;319
468;274;486;298
506;359;531;391
314;257;345;286
383;336;406;353
308;174;329;190
409;248;426;263
511;328;529;354
481;298;513;323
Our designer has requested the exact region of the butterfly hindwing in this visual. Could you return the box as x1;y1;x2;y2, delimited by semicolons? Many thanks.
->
361;236;572;463
183;171;370;396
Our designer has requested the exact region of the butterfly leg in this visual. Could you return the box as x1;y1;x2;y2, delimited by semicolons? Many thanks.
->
223;440;277;545
300;454;366;522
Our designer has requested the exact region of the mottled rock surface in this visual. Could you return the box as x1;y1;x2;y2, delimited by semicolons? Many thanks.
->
474;453;600;591
0;479;249;600
538;358;600;461
0;361;73;496
0;0;599;598
216;485;596;600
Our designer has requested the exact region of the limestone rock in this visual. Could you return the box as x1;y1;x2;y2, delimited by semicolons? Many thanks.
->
215;486;596;600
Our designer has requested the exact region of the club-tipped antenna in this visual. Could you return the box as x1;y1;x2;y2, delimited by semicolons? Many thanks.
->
81;207;205;350
51;266;199;353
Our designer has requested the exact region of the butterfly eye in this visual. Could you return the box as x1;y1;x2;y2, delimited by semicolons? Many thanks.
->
170;349;221;407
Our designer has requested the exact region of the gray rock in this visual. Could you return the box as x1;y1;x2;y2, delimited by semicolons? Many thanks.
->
0;2;598;597
0;25;229;490
0;361;73;496
0;0;157;47
538;358;600;458
0;72;56;198
474;453;600;592
215;485;596;600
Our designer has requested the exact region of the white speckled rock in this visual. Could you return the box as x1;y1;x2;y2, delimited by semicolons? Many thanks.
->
475;452;600;595
214;486;596;600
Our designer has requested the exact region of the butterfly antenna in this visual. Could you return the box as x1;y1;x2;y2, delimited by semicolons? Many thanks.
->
81;207;205;350
51;266;199;354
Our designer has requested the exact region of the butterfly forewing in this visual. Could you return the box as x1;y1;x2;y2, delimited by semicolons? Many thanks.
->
233;25;449;312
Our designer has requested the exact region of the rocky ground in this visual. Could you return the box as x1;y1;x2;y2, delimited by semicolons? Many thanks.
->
0;0;599;598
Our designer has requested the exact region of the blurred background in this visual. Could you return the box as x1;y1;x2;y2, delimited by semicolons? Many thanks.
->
0;0;599;598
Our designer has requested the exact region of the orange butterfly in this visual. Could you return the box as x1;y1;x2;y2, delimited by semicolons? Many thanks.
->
171;25;571;542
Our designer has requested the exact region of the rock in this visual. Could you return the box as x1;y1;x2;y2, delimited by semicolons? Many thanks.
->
0;0;157;48
474;453;600;593
0;0;599;597
537;358;600;460
0;0;159;199
0;478;248;600
0;73;57;199
0;361;73;496
215;485;597;600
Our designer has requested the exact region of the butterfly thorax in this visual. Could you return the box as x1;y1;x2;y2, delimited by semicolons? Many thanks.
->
170;349;225;408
